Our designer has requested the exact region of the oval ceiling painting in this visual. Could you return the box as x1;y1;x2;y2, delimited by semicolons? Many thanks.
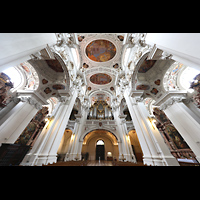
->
90;73;112;85
86;40;116;62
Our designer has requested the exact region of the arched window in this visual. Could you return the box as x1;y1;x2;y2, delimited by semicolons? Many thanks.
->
96;140;104;145
163;62;185;91
2;61;39;92
163;61;200;93
3;67;24;92
178;67;200;92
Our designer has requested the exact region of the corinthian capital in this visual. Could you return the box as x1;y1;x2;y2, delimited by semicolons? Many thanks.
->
154;91;187;110
19;96;43;110
17;90;48;110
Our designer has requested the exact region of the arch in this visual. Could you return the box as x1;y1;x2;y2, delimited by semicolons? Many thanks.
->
178;66;200;91
81;129;119;161
96;139;104;145
27;52;71;101
2;66;25;92
131;51;150;90
163;61;186;91
162;61;200;93
81;128;120;144
3;61;40;92
53;52;70;92
89;89;113;101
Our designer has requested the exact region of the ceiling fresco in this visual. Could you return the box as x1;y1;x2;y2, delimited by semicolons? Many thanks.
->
45;58;64;72
90;73;112;85
91;94;111;105
138;58;156;73
77;34;125;108
85;40;116;62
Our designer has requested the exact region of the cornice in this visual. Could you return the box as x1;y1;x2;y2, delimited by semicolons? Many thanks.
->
154;90;187;110
17;90;48;108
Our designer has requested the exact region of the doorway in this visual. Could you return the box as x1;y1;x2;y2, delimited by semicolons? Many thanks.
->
81;130;119;161
96;140;105;160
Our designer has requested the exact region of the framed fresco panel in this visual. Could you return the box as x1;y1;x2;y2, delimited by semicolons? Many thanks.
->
90;73;112;85
86;40;116;62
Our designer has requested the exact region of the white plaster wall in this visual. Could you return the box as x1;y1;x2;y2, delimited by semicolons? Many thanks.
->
0;33;57;71
145;33;200;70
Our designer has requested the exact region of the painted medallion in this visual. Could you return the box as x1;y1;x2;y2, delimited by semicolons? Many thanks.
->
90;73;112;85
86;40;116;62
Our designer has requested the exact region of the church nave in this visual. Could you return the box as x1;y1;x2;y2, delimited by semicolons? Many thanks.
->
1;33;200;166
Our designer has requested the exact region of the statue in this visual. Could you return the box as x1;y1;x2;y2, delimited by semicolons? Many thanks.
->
0;72;13;107
190;73;200;108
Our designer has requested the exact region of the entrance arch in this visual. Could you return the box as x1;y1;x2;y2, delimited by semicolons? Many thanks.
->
81;129;119;161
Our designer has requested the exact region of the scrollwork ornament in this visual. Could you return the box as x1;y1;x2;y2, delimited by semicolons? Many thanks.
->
160;96;186;110
35;103;43;110
135;97;143;103
183;97;193;104
19;96;43;110
28;97;37;105
12;97;20;104
58;96;67;103
167;98;174;106
160;103;167;111
20;96;29;103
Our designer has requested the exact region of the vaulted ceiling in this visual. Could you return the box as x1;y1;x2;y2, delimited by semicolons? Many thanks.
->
77;33;127;106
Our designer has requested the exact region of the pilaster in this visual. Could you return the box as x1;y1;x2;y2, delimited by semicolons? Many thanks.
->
23;89;78;166
0;90;47;145
154;90;200;162
113;107;136;162
124;89;179;166
156;95;200;163
0;97;20;126
66;107;88;161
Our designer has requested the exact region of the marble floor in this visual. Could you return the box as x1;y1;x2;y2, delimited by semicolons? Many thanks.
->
86;160;113;166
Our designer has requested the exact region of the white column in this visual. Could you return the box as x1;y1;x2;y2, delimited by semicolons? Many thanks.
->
0;93;45;144
66;107;88;161
158;96;200;163
28;90;78;166
145;33;200;71
21;102;61;166
119;115;136;162
64;131;75;161
124;89;179;166
0;97;20;126
112;108;136;162
183;99;200;124
0;33;57;71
